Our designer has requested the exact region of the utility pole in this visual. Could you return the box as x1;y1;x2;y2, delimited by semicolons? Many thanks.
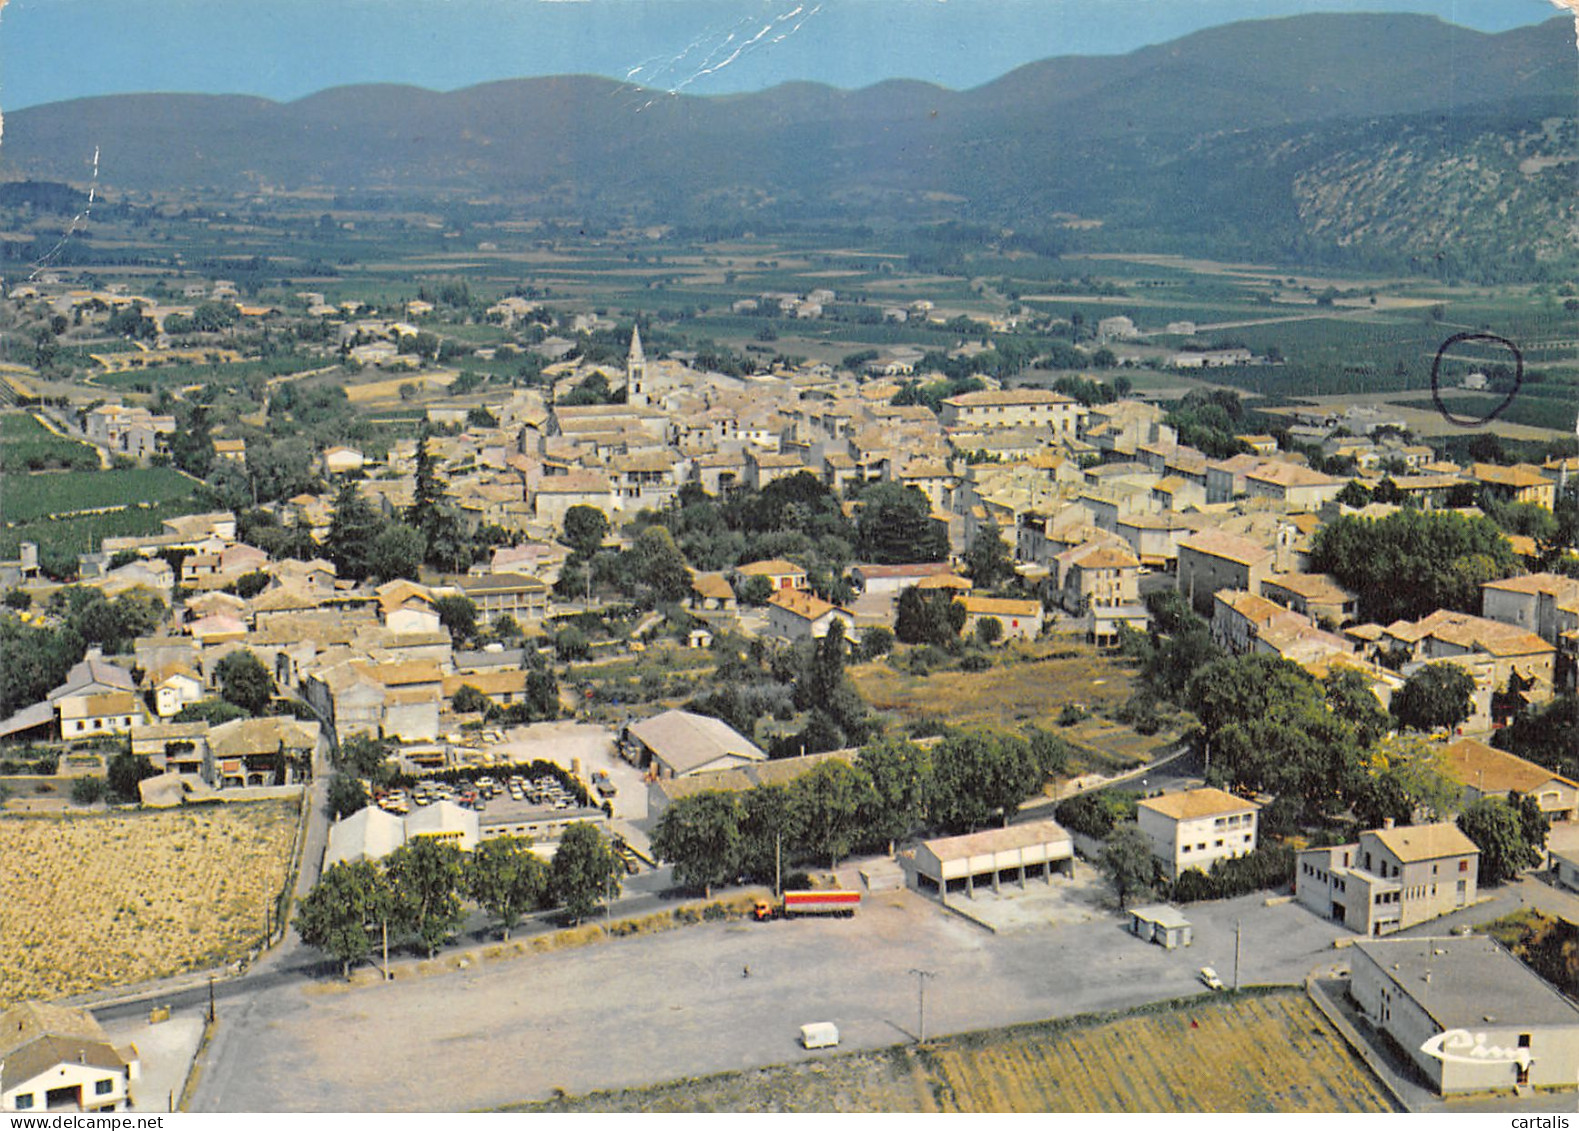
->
909;968;938;1044
1233;919;1242;992
206;975;215;1025
775;831;782;900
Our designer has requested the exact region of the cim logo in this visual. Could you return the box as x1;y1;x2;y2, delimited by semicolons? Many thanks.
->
1419;1029;1531;1067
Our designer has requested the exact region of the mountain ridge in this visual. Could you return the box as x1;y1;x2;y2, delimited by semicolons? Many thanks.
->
4;14;1574;274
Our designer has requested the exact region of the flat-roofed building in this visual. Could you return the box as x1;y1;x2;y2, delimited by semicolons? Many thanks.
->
1349;935;1579;1094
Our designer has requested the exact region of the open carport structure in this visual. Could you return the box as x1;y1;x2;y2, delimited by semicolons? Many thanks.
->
910;818;1074;898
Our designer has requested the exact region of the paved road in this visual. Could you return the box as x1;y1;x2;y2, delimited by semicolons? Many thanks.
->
188;873;1349;1112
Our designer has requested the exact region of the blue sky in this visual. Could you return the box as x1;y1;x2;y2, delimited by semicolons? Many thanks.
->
0;0;1564;109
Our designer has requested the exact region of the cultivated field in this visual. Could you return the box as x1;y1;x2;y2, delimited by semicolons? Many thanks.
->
0;411;98;472
0;466;198;524
0;801;298;1005
521;991;1394;1113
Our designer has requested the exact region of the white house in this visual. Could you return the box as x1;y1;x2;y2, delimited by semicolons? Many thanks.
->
1136;787;1259;880
1;1002;140;1113
765;589;855;643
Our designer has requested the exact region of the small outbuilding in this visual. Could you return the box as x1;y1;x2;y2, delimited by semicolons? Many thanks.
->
910;818;1073;898
1127;903;1193;949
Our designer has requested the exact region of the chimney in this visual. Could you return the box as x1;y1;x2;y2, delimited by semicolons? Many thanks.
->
1383;817;1396;830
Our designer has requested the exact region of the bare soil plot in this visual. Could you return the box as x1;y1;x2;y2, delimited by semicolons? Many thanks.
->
519;991;1393;1113
0;802;298;1005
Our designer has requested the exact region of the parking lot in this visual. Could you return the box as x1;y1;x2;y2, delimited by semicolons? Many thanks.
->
190;867;1350;1112
490;720;648;820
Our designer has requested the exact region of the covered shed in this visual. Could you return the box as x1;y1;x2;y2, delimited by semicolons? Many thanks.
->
623;709;768;779
910;819;1073;898
322;806;407;869
405;799;480;851
1127;903;1193;949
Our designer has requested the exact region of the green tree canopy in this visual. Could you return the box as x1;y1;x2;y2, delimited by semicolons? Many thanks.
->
738;784;804;887
651;791;742;897
963;526;1016;590
551;822;621;925
895;586;966;647
928;731;1042;834
1099;822;1157;910
789;760;872;869
855;483;948;564
1353;736;1460;829
1457;797;1543;885
216;650;274;715
563;505;611;559
327;772;369;820
325;484;385;582
1188;654;1367;825
1323;667;1392;748
1390;663;1476;733
856;738;931;854
434;595;478;645
106;752;157;801
466;834;549;939
384;836;467;958
294;861;387;979
630;525;693;604
1309;510;1517;623
1496;693;1579;779
369;522;427;585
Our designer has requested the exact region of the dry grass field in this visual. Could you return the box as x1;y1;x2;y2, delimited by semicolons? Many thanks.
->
0;802;298;1005
850;645;1180;771
521;991;1395;1113
924;992;1394;1113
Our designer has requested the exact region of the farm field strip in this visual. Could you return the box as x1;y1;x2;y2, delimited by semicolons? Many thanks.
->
522;991;1391;1113
0;802;298;1005
925;993;1394;1113
1;465;199;523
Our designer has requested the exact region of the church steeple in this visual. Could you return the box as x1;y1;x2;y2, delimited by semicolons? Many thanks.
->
627;324;647;405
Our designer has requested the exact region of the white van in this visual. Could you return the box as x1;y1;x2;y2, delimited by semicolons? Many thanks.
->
799;1022;839;1050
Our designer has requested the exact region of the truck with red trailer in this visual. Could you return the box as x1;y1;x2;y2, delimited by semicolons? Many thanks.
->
754;889;861;921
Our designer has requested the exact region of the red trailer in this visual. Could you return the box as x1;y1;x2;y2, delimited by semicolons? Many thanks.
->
754;890;861;921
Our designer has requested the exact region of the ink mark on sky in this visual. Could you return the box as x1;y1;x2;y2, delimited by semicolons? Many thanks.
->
30;146;99;280
623;3;823;112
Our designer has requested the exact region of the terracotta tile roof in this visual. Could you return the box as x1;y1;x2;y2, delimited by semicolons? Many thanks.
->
1369;821;1478;863
1440;737;1577;795
1139;787;1258;821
